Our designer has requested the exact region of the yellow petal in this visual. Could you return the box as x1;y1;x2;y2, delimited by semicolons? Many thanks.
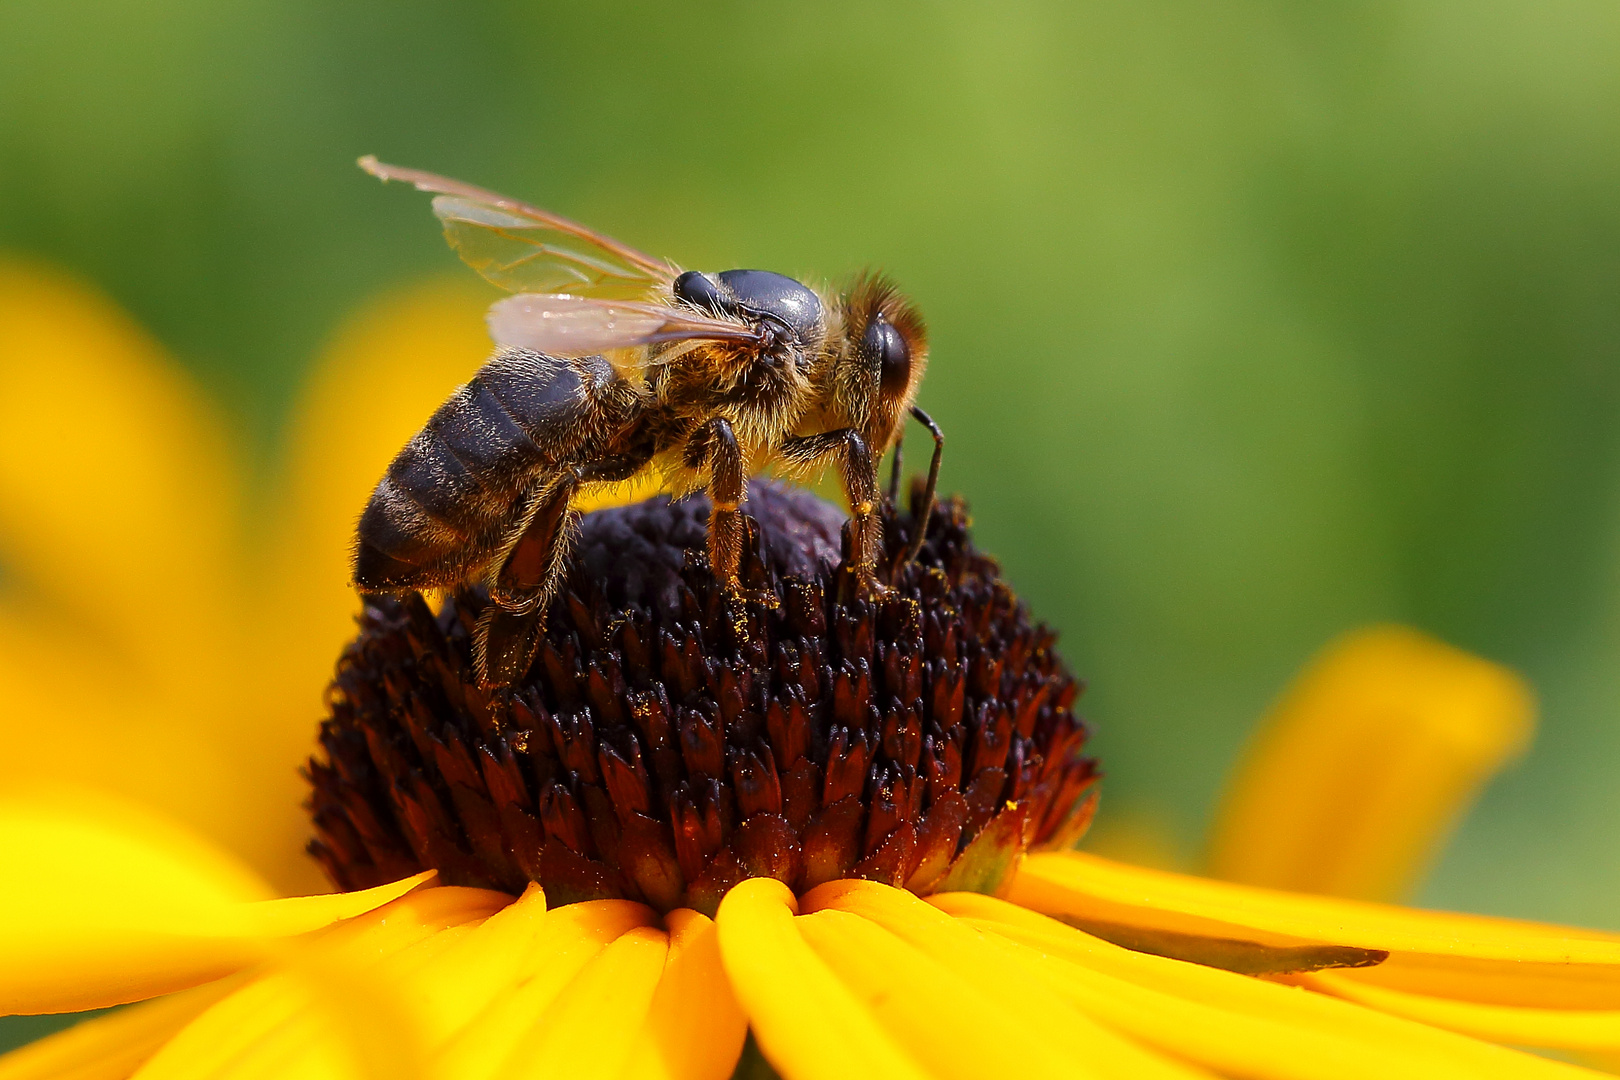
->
0;259;242;688
1012;850;1620;1007
0;784;268;1013
714;878;929;1080
1041;911;1386;976
796;905;1107;1080
805;880;1211;1080
0;783;273;906
0;977;244;1080
233;873;437;938
0;608;242;853
434;899;659;1080
1301;970;1620;1051
0;262;287;875
132;886;506;1080
500;925;670;1080
0;867;434;1015
619;909;747;1080
936;891;1607;1080
0;784;445;1013
1208;625;1534;901
381;883;550;1051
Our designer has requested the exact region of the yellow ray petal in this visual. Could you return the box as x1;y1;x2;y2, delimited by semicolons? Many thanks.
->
1207;626;1533;902
804;880;1212;1080
619;909;747;1080
1300;970;1620;1051
796;905;1109;1080
0;783;268;1013
0;259;242;692
239;873;438;937
714;878;930;1080
0;782;273;906
383;883;549;1051
0;869;434;1015
934;891;1606;1080
0;610;245;854
131;886;506;1080
0;785;444;1013
1012;850;1620;1007
434;899;659;1080
0;590;324;898
0;262;289;875
1041;911;1386;976
0;977;244;1080
499;925;670;1080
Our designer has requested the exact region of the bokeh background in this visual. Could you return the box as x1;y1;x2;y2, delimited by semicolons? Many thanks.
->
3;0;1619;959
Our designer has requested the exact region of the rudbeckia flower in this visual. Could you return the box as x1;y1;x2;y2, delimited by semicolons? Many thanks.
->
2;258;1617;1080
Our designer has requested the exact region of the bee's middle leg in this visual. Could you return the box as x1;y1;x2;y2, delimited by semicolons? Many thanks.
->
690;417;778;609
476;471;579;688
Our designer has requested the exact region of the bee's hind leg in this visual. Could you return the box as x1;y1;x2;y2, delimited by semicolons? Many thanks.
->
476;448;654;688
475;472;578;688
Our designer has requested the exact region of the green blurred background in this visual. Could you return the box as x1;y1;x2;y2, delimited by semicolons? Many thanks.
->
4;0;1620;942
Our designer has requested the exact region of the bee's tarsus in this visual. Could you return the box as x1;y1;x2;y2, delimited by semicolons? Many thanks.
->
474;602;547;689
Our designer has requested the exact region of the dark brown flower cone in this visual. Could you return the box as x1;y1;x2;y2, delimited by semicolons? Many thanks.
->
306;479;1099;915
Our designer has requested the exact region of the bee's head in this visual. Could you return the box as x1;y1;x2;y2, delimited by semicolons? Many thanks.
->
673;269;826;373
831;272;929;453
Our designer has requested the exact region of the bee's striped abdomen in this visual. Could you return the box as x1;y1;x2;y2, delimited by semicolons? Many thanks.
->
353;350;636;592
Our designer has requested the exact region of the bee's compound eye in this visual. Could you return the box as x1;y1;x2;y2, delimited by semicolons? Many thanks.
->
864;315;910;394
674;270;727;314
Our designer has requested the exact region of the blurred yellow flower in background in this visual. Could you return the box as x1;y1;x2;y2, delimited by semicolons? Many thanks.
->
1209;625;1536;903
4;257;1619;1079
0;258;509;892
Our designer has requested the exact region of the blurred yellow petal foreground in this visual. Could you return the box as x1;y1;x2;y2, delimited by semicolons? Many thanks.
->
5;794;1620;1080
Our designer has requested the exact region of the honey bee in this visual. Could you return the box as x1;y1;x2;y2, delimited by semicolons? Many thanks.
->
352;157;943;688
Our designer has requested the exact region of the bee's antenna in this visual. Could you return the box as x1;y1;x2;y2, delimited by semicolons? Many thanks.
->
902;406;943;564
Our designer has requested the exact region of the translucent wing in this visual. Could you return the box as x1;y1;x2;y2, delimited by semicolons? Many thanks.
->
488;294;761;356
360;156;676;299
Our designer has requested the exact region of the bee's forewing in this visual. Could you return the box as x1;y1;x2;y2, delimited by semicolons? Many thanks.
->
487;295;761;356
360;156;676;299
432;197;669;299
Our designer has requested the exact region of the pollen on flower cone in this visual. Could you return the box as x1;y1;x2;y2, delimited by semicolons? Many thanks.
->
305;480;1100;913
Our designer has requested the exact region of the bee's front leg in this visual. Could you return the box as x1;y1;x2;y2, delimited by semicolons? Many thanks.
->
780;428;890;598
690;418;781;610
